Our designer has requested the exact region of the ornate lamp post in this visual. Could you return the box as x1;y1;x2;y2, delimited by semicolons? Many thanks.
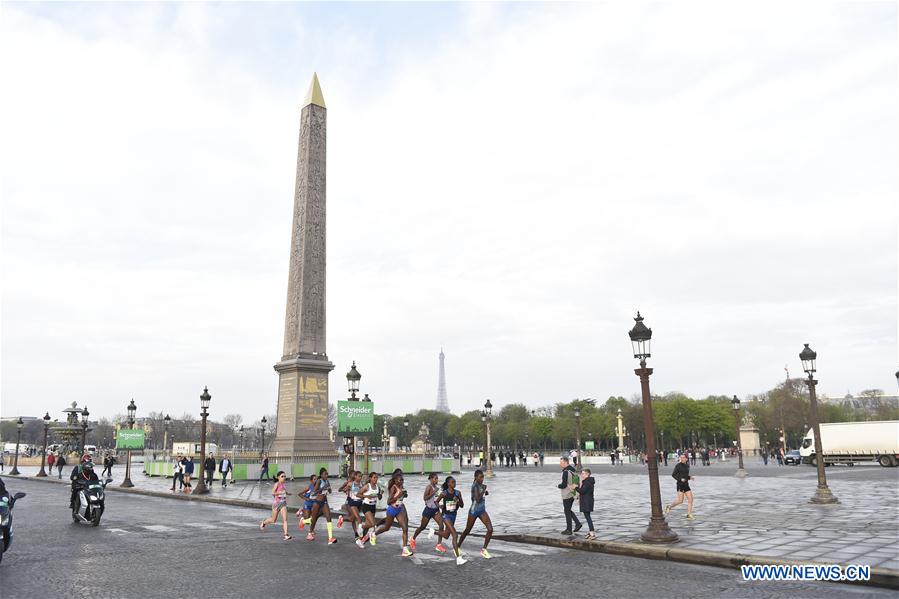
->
403;417;409;450
9;417;24;476
731;396;747;477
573;406;582;467
121;399;137;488
382;416;390;456
37;412;52;477
616;408;625;452
163;414;171;457
239;426;245;454
800;344;838;504
628;312;677;543
346;361;361;472
483;399;494;478
362;393;372;473
80;406;90;453
259;416;268;455
194;386;212;495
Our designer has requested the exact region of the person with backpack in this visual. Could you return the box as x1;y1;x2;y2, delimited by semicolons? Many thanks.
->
56;453;66;479
557;456;581;535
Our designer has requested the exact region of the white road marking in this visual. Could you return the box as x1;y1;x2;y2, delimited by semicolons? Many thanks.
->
141;525;178;532
222;520;258;528
105;528;131;535
183;522;220;529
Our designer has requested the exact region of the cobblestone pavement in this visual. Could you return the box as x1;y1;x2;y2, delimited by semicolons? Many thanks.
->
0;478;890;599
7;460;897;572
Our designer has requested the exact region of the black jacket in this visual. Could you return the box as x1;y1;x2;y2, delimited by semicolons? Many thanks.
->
575;475;595;512
672;462;690;482
204;458;216;471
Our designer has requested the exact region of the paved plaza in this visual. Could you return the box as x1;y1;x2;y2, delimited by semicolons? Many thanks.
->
0;477;892;599
7;458;898;577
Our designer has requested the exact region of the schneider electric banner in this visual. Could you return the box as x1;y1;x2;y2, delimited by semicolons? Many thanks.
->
337;400;375;435
116;428;145;450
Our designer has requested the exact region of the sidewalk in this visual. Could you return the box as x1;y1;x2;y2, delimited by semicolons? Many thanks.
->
7;461;897;586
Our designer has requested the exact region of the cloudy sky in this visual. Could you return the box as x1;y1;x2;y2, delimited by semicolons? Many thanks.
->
1;2;896;422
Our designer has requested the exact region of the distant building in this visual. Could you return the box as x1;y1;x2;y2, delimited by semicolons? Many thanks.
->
436;348;450;414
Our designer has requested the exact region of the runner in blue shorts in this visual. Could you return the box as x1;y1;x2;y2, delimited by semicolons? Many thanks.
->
373;471;412;557
457;469;493;559
308;467;337;545
410;472;446;553
436;476;467;565
297;474;317;531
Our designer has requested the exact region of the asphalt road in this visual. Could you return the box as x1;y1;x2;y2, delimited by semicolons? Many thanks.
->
0;478;890;599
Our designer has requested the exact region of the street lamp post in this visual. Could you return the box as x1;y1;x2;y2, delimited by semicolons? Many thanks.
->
403;418;409;451
362;394;372;473
121;399;137;488
9;417;24;476
483;399;494;478
346;362;361;473
163;414;171;458
573;406;582;467
628;312;678;543
193;387;211;495
800;344;839;504
259;416;267;455
37;412;52;477
382;416;390;457
80;406;90;453
731;396;748;478
239;426;245;454
616;408;625;452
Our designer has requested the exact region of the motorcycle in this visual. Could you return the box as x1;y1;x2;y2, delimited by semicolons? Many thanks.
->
1;491;26;565
72;478;112;526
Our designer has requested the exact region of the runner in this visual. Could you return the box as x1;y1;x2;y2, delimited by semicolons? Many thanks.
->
373;471;412;557
339;470;365;548
296;474;317;530
410;472;445;553
436;476;467;565
260;471;291;540
359;472;382;545
664;453;695;520
457;469;493;559
308;467;338;544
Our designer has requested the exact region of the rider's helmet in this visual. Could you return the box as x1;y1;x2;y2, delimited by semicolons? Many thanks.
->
82;461;95;472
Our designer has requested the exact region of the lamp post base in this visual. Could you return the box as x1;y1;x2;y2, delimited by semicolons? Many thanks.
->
36;468;47;477
640;516;679;544
734;468;748;478
809;486;839;504
120;478;134;488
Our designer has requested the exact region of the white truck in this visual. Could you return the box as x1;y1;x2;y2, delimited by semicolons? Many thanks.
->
799;421;899;467
171;442;218;456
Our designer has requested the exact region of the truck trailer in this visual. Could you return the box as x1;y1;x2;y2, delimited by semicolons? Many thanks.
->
799;420;899;467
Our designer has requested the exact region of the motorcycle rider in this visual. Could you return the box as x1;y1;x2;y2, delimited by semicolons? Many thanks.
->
70;455;99;509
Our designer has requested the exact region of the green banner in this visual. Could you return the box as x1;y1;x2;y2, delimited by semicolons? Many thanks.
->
584;441;595;450
116;428;145;450
337;400;374;435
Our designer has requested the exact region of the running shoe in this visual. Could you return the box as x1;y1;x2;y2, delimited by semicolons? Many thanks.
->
306;532;315;541
328;537;338;545
337;515;344;528
456;556;468;566
370;532;377;546
480;548;492;559
664;505;671;515
686;514;695;520
435;543;447;553
298;517;305;530
401;546;413;557
409;538;417;551
283;534;292;541
355;538;365;549
427;527;434;540
260;521;266;531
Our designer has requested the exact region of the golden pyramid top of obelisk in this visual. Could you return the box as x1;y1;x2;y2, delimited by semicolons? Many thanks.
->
304;72;326;108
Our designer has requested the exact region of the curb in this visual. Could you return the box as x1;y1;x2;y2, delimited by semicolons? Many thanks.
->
493;534;899;590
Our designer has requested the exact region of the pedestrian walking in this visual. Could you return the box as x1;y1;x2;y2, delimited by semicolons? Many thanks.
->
107;454;116;477
664;454;695;520
761;450;768;466
260;471;291;540
259;453;270;482
219;456;232;487
776;448;784;466
557;457;581;535
56;453;66;479
610;451;616;466
182;456;194;492
575;468;596;539
539;451;544;467
47;452;56;473
171;455;184;490
204;452;216;486
533;452;539;467
0;452;4;473
457;469;493;559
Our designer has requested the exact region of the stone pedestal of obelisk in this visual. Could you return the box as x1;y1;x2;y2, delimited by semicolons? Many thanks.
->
271;73;336;455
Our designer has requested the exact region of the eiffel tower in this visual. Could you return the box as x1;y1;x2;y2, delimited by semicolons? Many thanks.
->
436;348;450;414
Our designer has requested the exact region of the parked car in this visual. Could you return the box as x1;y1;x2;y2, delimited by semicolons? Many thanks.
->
784;450;802;465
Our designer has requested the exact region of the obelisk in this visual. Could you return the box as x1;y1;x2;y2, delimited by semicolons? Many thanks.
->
271;73;335;455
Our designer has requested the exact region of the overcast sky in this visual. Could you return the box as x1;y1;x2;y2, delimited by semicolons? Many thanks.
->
1;2;896;422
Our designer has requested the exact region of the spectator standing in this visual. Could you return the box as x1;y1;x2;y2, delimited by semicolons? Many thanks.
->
539;451;545;467
47;452;56;473
557;457;581;535
204;452;216;486
56;453;66;479
575;468;596;539
182;456;194;492
171;456;184;491
0;451;4;473
259;453;270;482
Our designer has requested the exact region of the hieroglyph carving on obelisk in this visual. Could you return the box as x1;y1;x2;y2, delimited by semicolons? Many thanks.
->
271;73;335;455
